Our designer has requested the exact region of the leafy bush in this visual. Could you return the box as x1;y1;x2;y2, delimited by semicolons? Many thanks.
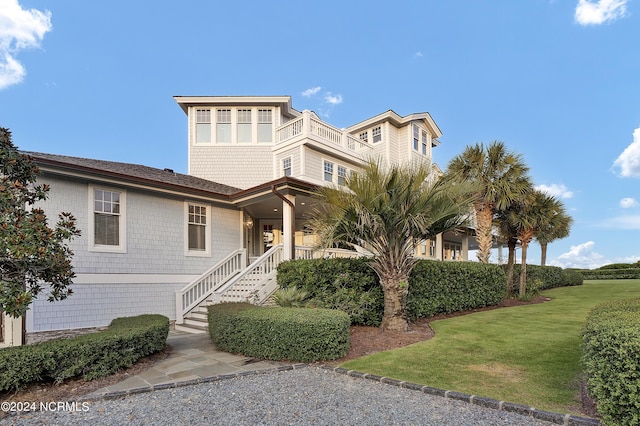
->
582;298;640;425
597;262;640;270
506;264;582;290
0;314;169;392
580;269;640;280
271;286;310;307
208;303;350;362
407;260;506;320
278;258;507;325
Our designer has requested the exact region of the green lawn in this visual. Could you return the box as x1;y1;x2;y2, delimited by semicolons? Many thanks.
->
340;279;640;414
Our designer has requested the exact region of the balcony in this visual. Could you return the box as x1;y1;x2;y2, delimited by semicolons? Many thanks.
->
275;111;372;159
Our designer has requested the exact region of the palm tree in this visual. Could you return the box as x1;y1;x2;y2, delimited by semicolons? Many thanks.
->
505;190;562;297
536;203;572;266
446;142;532;263
494;195;529;295
309;160;476;331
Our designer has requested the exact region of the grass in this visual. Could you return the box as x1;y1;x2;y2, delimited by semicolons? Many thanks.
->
340;279;640;414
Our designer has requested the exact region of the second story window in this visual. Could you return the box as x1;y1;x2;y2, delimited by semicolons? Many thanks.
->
372;126;382;143
324;161;334;182
283;157;292;176
196;109;211;143
337;165;347;186
359;131;368;144
421;130;428;156
413;125;420;151
237;109;252;143
258;109;273;143
216;109;231;143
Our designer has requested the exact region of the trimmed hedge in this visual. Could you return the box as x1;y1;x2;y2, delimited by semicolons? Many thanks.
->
506;264;583;290
580;268;640;280
407;260;506;320
208;303;350;363
582;298;640;425
0;314;169;392
277;258;507;325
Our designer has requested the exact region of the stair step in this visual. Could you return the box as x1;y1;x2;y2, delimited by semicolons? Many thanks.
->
184;317;208;327
174;323;207;334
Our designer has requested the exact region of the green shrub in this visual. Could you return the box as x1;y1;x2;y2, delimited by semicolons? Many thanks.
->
580;269;640;280
0;314;169;392
271;286;310;307
582;298;640;425
560;268;584;286
407;260;506;320
278;258;507;325
506;264;582;290
208;303;350;363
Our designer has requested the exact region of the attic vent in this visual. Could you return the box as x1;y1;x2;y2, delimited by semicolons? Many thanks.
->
164;168;174;173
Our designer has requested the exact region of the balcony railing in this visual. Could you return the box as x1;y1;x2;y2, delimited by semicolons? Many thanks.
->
276;111;371;156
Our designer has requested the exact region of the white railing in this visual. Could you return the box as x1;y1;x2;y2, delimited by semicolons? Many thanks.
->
275;111;372;155
175;249;246;324
294;246;369;259
212;244;283;304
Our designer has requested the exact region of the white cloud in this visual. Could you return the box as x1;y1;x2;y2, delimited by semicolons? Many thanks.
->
324;92;343;105
413;51;423;59
301;86;321;97
600;214;640;229
613;127;640;177
550;241;609;269
0;0;52;89
574;0;628;25
620;197;638;208
535;183;574;199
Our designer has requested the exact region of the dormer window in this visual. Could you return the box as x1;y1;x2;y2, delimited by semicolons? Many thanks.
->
413;125;420;151
421;130;428;156
258;109;273;142
216;109;231;143
237;109;252;143
359;131;368;143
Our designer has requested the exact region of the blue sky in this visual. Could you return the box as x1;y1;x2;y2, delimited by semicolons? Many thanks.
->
1;0;639;269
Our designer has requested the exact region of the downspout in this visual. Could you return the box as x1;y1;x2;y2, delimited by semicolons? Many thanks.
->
271;185;295;259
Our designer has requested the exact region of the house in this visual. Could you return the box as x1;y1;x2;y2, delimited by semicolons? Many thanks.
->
0;95;477;347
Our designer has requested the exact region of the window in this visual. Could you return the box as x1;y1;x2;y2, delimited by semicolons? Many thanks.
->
323;161;334;182
359;131;368;143
421;130;428;156
283;157;292;177
372;126;382;143
185;202;210;255
258;109;273;142
195;109;211;143
89;186;126;252
237;109;252;143
216;109;231;143
337;165;347;185
413;125;420;151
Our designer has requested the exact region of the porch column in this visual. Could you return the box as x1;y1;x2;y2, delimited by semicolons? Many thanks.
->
461;235;469;261
282;194;295;260
435;233;443;260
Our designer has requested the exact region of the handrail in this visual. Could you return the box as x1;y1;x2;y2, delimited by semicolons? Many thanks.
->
213;244;283;304
294;246;369;259
175;249;246;324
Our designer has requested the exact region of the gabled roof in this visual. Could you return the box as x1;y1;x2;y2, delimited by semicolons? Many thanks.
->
346;109;443;139
173;95;300;119
26;152;242;199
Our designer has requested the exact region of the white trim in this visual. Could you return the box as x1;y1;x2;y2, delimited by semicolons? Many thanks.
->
72;273;197;284
184;201;212;257
88;184;127;253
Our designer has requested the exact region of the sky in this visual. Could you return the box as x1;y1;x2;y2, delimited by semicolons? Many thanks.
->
1;0;639;269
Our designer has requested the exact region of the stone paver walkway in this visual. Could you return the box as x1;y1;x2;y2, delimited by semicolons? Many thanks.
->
88;330;292;397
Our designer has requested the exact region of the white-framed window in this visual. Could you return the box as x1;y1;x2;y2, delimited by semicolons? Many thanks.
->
337;165;347;186
185;202;211;256
359;131;368;143
372;126;382;143
258;109;273;142
216;109;232;143
413;125;420;151
195;109;211;143
323;160;334;182
237;109;252;143
89;185;126;253
421;130;428;156
283;157;292;177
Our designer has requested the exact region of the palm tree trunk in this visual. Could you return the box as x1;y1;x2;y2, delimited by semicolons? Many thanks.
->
540;242;548;266
475;205;494;263
506;237;517;296
379;273;409;332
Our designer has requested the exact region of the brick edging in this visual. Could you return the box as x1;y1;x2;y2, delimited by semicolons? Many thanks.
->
318;365;600;426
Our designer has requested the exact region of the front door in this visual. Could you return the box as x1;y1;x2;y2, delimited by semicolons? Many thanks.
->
261;221;282;254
